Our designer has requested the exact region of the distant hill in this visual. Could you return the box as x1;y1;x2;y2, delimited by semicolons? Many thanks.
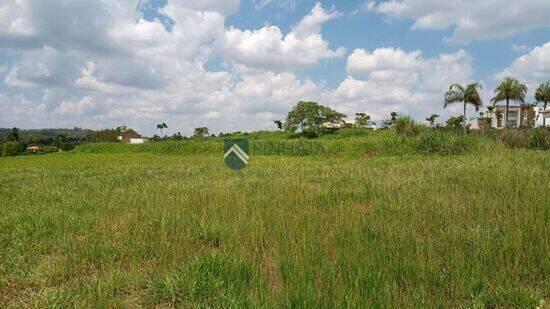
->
0;128;92;143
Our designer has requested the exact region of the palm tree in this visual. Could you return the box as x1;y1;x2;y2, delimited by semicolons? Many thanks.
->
444;82;483;133
156;122;168;135
425;114;439;127
491;77;528;128
535;82;550;127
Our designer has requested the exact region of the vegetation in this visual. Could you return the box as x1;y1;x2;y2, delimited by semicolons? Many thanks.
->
284;101;346;133
425;114;439;127
0;128;548;307
157;123;168;136
193;127;210;138
444;82;483;133
491;77;528;128
535;82;550;127
1;76;549;306
354;113;373;128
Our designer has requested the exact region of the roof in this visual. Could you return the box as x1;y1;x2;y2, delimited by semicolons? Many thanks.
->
27;145;40;150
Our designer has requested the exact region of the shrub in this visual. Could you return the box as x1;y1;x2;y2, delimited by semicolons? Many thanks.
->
527;128;550;150
415;131;453;155
498;129;529;149
415;131;478;155
394;116;426;137
1;141;24;156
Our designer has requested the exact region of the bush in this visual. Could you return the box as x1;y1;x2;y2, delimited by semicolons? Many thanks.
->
498;129;529;149
394;116;426;137
1;141;24;156
415;131;453;155
527;128;550;150
415;131;478;155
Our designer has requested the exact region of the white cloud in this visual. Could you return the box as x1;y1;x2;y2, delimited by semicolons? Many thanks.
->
214;3;345;71
367;0;550;43
497;42;550;90
331;48;474;121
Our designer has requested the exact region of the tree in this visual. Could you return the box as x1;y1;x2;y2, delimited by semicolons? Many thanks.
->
6;127;20;142
274;120;283;130
446;116;466;132
284;101;346;133
535;81;550;127
193;127;209;138
426;114;439;127
1;141;24;156
29;134;45;145
156;123;168;135
354;113;373;128
390;112;398;124
491;77;527;128
444;82;483;133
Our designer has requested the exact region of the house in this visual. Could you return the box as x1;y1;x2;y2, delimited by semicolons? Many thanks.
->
538;108;550;127
470;104;537;129
26;145;40;153
117;132;146;144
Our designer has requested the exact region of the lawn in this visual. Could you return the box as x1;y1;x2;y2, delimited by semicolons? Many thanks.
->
0;134;548;307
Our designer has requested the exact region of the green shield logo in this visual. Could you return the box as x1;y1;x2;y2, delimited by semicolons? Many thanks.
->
224;139;249;170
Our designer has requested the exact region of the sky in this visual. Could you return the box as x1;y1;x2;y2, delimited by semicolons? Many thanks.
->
0;0;549;136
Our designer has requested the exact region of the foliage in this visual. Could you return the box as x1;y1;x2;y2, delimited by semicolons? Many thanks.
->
5;127;20;142
393;116;425;137
497;129;529;149
426;114;439;127
1;141;24;156
535;81;550;126
354;113;373;128
0;140;547;307
86;128;122;143
156;123;168;135
284;101;346;133
491;77;528;127
52;134;81;151
273;120;283;130
444;82;483;131
415;131;478;155
446;116;466;132
193;127;209;138
527;128;550;150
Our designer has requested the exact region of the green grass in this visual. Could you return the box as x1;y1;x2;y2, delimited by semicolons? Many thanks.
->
0;132;548;307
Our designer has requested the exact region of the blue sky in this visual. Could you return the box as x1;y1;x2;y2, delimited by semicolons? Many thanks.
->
1;0;549;135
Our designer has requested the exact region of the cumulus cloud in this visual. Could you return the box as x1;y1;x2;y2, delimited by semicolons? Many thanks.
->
331;47;474;121
0;0;342;134
214;3;345;71
496;42;550;90
367;0;550;43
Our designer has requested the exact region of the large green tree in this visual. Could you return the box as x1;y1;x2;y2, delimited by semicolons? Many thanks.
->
535;82;550;127
193;127;209;138
284;101;346;133
444;82;483;133
354;113;373;128
491;77;528;128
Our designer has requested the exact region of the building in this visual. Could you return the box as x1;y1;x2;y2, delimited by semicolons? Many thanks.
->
26;145;40;153
470;104;538;129
117;132;146;144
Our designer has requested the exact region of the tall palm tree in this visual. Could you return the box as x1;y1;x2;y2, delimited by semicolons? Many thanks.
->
535;82;550;127
444;82;483;133
491;77;528;128
156;122;168;135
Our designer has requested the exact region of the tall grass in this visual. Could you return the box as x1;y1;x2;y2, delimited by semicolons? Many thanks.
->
1;130;547;307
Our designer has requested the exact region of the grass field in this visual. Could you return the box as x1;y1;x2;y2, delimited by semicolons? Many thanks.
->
1;132;549;307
